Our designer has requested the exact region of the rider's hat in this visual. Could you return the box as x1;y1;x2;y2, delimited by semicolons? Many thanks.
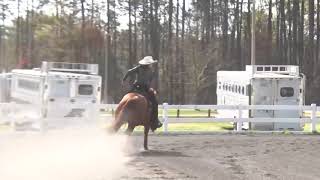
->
138;56;158;65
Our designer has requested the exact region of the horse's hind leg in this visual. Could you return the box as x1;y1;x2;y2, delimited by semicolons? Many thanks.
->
143;126;150;150
125;124;135;135
110;109;128;133
110;118;124;132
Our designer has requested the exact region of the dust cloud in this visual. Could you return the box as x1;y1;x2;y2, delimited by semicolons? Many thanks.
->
0;127;132;180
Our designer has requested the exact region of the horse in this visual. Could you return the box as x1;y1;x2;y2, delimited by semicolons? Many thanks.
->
109;90;156;150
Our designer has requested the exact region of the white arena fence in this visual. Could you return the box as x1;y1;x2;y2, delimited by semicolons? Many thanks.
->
0;103;319;133
100;103;320;133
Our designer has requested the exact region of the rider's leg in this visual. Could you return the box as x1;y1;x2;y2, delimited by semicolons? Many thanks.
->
148;89;162;129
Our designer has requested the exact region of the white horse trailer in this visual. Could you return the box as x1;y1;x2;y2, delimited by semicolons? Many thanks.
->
217;65;305;131
9;62;102;129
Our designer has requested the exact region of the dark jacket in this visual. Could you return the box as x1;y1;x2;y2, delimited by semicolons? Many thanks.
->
122;65;155;88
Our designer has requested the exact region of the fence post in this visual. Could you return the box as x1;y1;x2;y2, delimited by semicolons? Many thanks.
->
39;105;47;133
111;108;115;116
9;103;16;131
237;105;243;132
311;103;317;133
162;103;168;133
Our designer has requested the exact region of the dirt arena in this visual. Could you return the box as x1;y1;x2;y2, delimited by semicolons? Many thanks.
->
119;133;320;180
1;130;320;180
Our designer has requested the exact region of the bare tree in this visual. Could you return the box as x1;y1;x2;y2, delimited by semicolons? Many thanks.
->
279;0;286;63
133;0;137;65
91;0;94;26
0;0;13;69
180;0;186;103
80;0;86;62
168;0;173;103
317;0;320;65
26;0;35;67
298;0;304;69
210;0;216;39
286;0;292;64
222;0;228;59
308;0;315;75
246;0;251;65
174;0;180;103
128;0;133;68
238;0;244;68
292;0;299;65
16;0;22;65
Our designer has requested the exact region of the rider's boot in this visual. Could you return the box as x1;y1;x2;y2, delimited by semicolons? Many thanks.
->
155;118;162;129
151;114;162;131
153;104;162;129
150;102;162;131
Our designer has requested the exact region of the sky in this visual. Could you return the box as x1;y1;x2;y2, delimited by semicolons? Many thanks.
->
5;0;193;29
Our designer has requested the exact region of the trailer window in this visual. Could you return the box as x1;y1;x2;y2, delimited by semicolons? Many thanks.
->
257;67;263;71
280;67;286;71
18;79;39;91
280;87;294;97
78;84;93;95
265;67;271;71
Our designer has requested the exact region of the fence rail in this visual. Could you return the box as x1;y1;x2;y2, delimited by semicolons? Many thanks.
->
100;103;320;133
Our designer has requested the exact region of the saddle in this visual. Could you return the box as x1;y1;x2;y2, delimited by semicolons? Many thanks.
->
130;83;147;96
130;84;152;106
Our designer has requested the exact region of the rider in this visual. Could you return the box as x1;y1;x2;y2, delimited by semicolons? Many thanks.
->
122;56;163;131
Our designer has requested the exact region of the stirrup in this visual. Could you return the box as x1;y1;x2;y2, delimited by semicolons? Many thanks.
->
156;121;162;128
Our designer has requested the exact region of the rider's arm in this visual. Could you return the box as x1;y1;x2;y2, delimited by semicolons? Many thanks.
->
122;65;140;82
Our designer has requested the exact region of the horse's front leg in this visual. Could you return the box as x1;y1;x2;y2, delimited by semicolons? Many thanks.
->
144;125;150;150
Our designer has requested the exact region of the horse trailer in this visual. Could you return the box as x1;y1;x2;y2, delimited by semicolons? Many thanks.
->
7;61;102;129
216;65;305;131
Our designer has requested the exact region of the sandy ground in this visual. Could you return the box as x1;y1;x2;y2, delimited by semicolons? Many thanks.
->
1;130;320;180
117;133;320;180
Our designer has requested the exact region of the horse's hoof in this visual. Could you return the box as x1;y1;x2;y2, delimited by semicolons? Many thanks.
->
144;147;149;151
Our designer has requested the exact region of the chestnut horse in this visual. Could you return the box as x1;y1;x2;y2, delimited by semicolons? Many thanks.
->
109;91;154;150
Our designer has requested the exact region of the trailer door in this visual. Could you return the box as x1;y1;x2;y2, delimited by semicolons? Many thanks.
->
252;78;274;118
273;78;302;130
251;78;275;130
